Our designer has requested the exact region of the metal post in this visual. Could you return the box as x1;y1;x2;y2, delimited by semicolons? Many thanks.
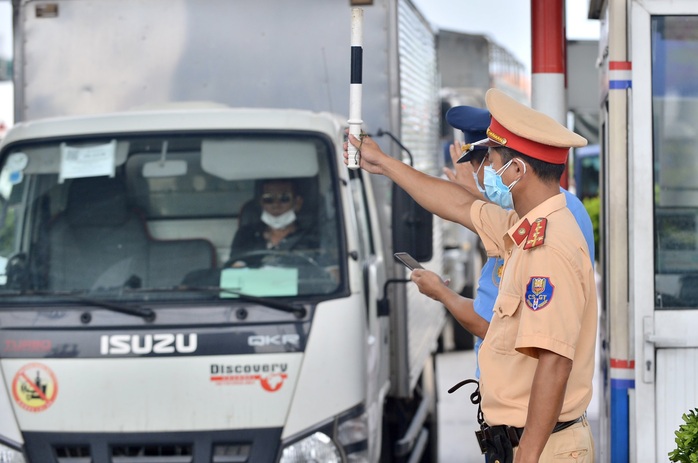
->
531;0;569;187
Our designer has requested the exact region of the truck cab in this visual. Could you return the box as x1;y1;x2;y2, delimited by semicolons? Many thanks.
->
2;0;449;460
0;107;385;462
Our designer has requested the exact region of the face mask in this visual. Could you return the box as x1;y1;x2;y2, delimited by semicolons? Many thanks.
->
472;160;486;194
483;159;525;209
261;209;296;230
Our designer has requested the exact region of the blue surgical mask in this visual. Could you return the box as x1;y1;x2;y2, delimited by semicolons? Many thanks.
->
483;159;525;209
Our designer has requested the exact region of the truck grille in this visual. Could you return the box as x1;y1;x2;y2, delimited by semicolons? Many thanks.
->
111;444;193;462
25;430;278;463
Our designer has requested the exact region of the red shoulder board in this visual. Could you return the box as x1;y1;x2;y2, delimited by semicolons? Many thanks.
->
512;219;530;246
523;218;547;250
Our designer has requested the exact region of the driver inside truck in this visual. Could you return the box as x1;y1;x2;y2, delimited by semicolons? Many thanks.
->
226;178;319;267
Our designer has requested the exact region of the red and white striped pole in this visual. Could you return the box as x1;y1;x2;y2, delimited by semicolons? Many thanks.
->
347;8;364;170
531;0;569;187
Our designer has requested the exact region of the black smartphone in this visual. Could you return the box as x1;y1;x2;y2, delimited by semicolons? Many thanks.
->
393;252;423;271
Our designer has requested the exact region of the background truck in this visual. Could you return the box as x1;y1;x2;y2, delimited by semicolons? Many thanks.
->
435;29;529;350
0;0;448;461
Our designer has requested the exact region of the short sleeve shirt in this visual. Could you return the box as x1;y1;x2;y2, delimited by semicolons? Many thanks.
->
471;193;598;427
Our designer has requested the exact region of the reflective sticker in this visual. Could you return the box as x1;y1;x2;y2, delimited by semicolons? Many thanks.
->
12;363;58;412
525;276;554;311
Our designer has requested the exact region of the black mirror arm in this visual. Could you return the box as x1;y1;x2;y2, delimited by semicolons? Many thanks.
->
372;129;414;167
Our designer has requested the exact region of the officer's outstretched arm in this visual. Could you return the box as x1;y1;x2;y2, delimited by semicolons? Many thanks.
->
344;135;478;233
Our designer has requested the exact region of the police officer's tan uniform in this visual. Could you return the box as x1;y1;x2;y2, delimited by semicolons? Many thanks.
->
467;89;597;461
472;197;596;459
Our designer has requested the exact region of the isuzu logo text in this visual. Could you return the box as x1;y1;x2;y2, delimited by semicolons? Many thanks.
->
100;334;197;355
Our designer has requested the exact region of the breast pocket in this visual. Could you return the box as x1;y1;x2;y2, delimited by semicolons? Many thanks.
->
488;292;521;355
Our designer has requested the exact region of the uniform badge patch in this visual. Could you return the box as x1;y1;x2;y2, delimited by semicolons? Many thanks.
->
525;276;554;311
491;258;504;287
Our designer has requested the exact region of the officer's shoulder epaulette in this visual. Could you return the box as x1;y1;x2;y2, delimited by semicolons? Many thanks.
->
512;218;548;249
523;217;547;250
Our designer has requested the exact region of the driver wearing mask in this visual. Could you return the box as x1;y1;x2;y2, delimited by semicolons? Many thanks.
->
227;178;318;267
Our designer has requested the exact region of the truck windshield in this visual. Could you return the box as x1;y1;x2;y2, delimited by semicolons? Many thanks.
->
0;133;342;302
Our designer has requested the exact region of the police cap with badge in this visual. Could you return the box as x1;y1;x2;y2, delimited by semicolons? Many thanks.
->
457;88;587;164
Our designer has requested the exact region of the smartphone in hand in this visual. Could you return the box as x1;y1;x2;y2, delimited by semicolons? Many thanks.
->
393;252;423;271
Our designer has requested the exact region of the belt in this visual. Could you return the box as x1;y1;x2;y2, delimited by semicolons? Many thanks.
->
482;415;584;448
552;415;584;433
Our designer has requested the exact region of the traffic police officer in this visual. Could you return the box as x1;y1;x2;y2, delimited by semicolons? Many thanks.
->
442;105;596;379
344;88;597;463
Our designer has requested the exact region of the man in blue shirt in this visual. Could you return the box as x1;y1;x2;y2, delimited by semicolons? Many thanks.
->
443;105;595;377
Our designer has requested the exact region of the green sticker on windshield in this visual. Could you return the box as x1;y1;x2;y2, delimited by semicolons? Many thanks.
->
220;268;298;298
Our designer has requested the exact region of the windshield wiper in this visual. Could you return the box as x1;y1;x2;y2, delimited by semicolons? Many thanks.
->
73;295;156;321
3;286;306;318
6;290;155;321
127;285;307;317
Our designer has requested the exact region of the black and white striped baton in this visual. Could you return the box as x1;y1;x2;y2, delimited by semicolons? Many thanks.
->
347;7;363;170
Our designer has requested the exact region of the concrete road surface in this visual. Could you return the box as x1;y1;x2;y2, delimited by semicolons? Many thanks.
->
436;350;483;463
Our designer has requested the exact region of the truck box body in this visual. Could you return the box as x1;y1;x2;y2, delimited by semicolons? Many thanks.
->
0;0;446;461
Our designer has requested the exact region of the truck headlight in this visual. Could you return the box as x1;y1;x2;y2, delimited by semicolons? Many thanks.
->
279;405;369;463
279;431;341;463
0;442;26;463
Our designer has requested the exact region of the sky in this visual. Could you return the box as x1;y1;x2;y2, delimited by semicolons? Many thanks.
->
0;0;600;127
411;0;601;73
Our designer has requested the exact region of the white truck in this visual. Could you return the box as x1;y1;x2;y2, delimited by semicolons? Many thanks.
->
0;0;447;462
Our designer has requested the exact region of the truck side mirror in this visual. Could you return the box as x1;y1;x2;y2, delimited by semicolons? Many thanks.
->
391;183;433;262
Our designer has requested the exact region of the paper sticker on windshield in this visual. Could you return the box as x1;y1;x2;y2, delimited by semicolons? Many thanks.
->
1;152;28;188
220;268;298;298
6;152;28;170
12;363;59;412
59;140;116;183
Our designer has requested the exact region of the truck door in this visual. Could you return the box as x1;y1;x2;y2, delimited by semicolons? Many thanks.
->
631;3;698;461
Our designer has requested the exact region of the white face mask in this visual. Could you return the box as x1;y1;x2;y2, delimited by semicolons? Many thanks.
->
261;209;296;230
